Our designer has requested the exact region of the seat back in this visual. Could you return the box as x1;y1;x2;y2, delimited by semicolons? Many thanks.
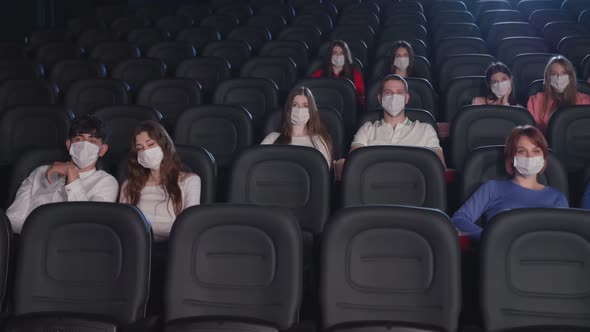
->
461;145;569;201
495;37;548;67
481;208;590;331
341;146;447;211
511;53;557;104
202;40;252;74
438;54;496;89
65;79;130;116
548;105;590;173
111;58;166;92
450;105;535;171
228;145;330;234
0;105;71;165
321;205;461;332
147;41;196;73
259;40;309;76
175;27;221;50
90;42;140;71
295;77;358;134
174;104;253;169
240;56;298;99
165;205;302;330
435;37;488;66
0;80;57;114
49;59;106;92
213;78;279;132
12;202;151;325
176;57;231;98
443;76;486;122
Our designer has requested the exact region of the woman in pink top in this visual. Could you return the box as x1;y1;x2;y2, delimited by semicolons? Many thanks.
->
527;56;590;134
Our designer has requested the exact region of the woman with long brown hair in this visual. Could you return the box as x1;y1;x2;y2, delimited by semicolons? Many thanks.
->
389;40;415;77
311;40;366;106
261;86;333;166
527;56;590;134
120;120;200;241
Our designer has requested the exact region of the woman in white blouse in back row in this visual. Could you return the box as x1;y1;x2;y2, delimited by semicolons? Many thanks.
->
119;121;201;242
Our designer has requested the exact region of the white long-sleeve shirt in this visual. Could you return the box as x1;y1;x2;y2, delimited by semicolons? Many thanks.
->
6;165;119;234
120;174;201;241
261;132;332;165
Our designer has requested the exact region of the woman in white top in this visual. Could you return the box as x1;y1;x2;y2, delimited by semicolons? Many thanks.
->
120;121;201;241
261;86;333;166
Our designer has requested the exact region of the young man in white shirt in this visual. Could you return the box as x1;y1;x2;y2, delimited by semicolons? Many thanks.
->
6;115;119;233
334;74;445;179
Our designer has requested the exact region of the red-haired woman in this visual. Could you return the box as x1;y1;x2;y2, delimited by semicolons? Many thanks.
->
451;125;568;240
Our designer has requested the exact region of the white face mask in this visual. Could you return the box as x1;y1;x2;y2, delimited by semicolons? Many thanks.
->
491;80;511;98
513;156;544;178
550;74;570;93
290;107;310;125
381;94;406;117
138;146;164;170
69;141;100;169
331;54;345;68
394;56;410;71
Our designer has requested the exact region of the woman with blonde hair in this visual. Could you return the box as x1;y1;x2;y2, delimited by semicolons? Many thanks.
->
527;56;590;134
261;86;333;166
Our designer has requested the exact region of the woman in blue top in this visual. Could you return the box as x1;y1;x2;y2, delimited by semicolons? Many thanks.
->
452;125;569;239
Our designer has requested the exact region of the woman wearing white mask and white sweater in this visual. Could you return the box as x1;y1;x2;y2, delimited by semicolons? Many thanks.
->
527;56;590;135
472;62;519;106
261;86;333;166
119;121;200;241
311;40;366;106
452;125;568;240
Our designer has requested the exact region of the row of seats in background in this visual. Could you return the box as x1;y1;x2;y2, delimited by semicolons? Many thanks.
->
0;202;589;331
1;0;590;122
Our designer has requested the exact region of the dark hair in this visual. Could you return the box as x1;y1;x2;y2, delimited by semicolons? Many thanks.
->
68;114;110;143
274;86;333;161
321;40;354;80
484;62;517;105
389;40;415;76
123;121;187;216
504;125;548;176
379;74;408;94
541;55;578;120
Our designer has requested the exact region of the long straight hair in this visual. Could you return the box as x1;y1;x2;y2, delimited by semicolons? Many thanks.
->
541;56;577;120
390;40;415;76
274;86;333;161
484;62;517;105
322;40;354;80
122;121;185;216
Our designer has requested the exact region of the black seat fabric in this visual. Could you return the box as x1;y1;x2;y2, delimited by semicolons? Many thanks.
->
127;28;170;53
111;58;166;92
228;145;330;235
547;105;590;173
117;145;217;204
65;79;130;115
240;56;298;100
321;205;461;332
0;60;44;81
450;105;535;171
481;208;590;331
341;146;447;211
176;57;231;99
259;40;309;76
90;41;140;71
461;145;569;202
0;105;71;165
136;78;203;129
165;205;302;331
202;40;252;74
213;78;279;132
174;105;253;169
175;27;221;50
6;202;151;330
0;79;57;113
495;37;548;67
295;77;358;135
443;76;486;122
438;54;496;90
35;42;82;70
49;59;106;92
147;41;196;73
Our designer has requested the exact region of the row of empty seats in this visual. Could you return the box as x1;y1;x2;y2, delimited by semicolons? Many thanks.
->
0;203;588;331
